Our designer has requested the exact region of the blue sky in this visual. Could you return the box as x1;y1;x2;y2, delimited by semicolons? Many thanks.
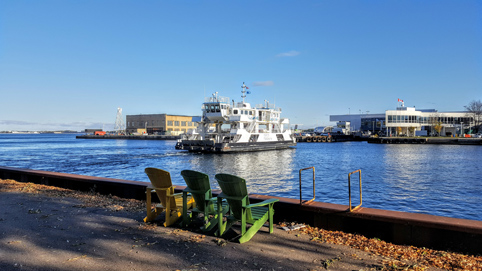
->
1;0;481;131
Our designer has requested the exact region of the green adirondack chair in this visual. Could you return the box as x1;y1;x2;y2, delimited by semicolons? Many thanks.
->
143;167;194;227
215;173;279;243
180;170;229;231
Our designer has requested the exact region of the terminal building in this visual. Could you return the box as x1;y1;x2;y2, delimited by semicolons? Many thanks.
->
330;102;475;137
126;114;198;135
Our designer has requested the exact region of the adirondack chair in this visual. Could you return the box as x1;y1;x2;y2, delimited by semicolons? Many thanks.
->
215;173;279;243
180;170;229;231
143;167;193;227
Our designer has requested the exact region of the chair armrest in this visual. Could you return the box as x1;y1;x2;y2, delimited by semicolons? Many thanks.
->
244;198;279;209
217;192;246;201
147;186;170;192
166;192;183;198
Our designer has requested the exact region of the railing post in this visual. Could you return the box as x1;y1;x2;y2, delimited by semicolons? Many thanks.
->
299;167;316;205
348;169;362;212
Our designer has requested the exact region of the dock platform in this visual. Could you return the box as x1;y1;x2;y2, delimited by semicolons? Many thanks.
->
368;137;482;145
76;134;180;140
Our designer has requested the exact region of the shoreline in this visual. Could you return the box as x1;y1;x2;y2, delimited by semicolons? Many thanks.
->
1;166;481;256
1;178;481;270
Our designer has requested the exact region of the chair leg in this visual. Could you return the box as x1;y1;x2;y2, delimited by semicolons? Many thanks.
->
216;199;225;236
182;191;190;227
144;188;157;222
165;209;182;227
163;197;173;227
238;213;269;244
241;208;247;236
269;204;274;233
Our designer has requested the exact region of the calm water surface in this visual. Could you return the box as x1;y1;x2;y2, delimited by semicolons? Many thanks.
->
1;133;481;221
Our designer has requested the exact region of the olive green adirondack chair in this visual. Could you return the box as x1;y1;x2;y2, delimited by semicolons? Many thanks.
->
180;170;229;231
144;167;193;227
215;173;279;243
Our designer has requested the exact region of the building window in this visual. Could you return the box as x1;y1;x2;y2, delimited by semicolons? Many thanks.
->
188;121;192;126
181;121;186;126
168;121;173;126
175;121;180;126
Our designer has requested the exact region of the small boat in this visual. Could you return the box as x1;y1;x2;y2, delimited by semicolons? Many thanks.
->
175;83;296;153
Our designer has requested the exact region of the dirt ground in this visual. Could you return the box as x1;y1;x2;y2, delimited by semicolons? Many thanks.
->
1;179;479;271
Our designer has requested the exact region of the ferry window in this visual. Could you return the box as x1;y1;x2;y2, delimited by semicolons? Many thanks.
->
249;111;253;115
175;121;180;126
215;105;220;112
387;116;392;122
168;121;173;126
181;121;186;126
205;105;209;110
210;105;215;112
233;109;238;114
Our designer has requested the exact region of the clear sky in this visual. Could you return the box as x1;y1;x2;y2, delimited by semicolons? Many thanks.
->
1;0;481;131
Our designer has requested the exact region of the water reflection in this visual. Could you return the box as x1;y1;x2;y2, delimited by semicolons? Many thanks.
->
186;149;297;194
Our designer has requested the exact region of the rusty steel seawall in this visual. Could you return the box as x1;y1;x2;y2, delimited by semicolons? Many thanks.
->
1;166;481;255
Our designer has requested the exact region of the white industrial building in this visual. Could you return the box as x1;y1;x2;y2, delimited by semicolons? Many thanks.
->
330;103;475;136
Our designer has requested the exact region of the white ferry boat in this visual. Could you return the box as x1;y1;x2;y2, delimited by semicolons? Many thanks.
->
175;83;296;153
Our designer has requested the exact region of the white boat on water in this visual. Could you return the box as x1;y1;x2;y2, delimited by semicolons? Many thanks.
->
175;83;296;153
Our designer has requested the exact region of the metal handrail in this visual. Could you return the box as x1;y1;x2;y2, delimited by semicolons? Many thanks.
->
299;167;315;205
348;169;362;212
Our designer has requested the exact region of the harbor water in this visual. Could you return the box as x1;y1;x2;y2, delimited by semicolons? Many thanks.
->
1;133;481;221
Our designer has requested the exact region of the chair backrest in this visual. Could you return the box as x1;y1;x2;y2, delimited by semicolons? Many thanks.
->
180;170;214;213
145;167;176;208
215;173;251;220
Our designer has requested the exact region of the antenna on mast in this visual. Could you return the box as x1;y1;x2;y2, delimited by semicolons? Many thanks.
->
241;82;247;104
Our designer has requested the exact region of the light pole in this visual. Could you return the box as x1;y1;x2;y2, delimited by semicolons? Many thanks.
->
461;122;463;137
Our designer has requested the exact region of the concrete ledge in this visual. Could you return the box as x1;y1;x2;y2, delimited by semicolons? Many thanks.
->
76;135;179;140
1;166;481;254
371;137;482;145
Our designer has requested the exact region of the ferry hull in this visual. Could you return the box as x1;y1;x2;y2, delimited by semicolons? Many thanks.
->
176;140;296;153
